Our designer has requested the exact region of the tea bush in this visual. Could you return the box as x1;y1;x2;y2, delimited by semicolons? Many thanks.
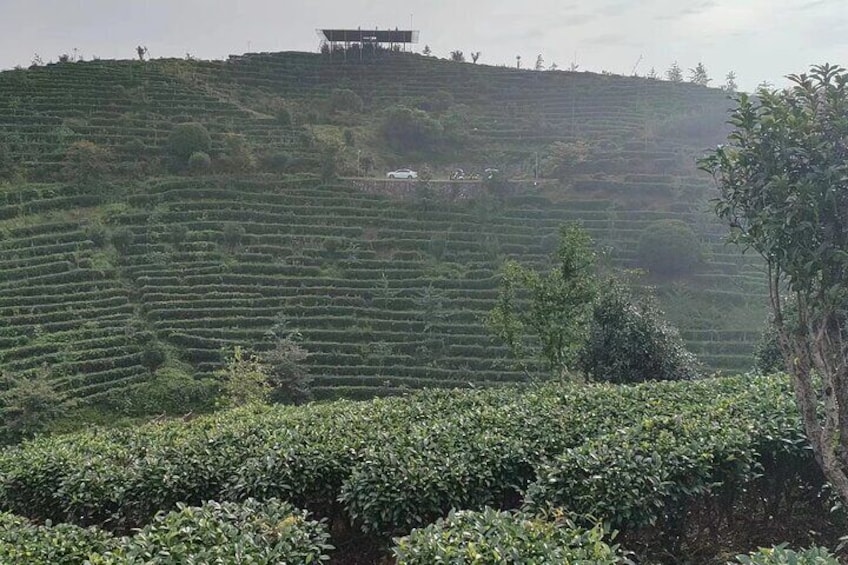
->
392;508;628;564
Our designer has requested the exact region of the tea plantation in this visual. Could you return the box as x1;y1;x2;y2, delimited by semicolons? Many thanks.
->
0;51;769;422
0;375;841;562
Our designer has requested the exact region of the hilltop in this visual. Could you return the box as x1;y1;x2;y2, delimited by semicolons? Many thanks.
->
0;50;764;431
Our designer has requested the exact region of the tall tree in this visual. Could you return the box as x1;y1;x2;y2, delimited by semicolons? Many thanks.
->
516;55;521;69
535;54;544;71
450;50;465;62
665;61;683;82
471;51;481;64
722;71;738;92
688;62;711;86
646;67;658;79
700;64;848;508
422;45;432;56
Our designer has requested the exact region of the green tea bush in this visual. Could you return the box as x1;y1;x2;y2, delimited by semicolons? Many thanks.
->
93;498;332;564
392;508;627;564
187;150;211;174
166;123;211;161
637;219;702;277
329;88;364;113
0;511;119;564
577;280;700;383
733;545;839;565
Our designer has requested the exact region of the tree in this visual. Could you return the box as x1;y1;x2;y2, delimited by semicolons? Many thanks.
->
450;50;465;63
63;140;110;184
688;62;711;86
471;51;481;64
218;133;255;173
0;141;14;182
136;45;148;61
167;123;211;161
488;224;597;372
636;219;702;278
516;55;522;69
262;333;311;404
722;71;738;92
540;140;590;180
187;151;211;174
217;346;270;407
380;105;444;153
548;62;558;71
535;54;544;71
0;370;63;443
329;88;364;113
577;278;700;383
647;67;659;80
665;62;683;82
699;63;848;508
423;45;432;57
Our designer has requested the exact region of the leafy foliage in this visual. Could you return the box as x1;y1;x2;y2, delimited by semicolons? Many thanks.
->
577;279;700;383
637;219;703;277
0;374;815;552
700;63;848;507
328;88;364;113
92;498;332;564
217;346;271;407
0;370;63;444
0;512;118;564
734;545;839;565
488;223;597;372
63;140;111;184
540;140;590;181
166;122;211;161
380;105;444;154
262;334;312;404
392;508;628;564
187;150;211;173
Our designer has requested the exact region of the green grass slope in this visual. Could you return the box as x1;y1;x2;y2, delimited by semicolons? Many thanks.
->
0;51;766;424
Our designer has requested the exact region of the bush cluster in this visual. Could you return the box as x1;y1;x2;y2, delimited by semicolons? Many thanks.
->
393;508;627;564
0;499;332;564
0;375;814;550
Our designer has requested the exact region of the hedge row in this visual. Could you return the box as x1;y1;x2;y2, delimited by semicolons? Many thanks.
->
0;498;332;564
0;375;811;542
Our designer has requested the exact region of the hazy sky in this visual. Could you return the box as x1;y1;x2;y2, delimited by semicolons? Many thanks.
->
1;0;846;91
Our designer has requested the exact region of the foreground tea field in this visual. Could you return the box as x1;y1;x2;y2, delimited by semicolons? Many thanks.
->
0;374;839;562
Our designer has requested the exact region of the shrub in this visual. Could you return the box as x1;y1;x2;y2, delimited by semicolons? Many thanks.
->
262;334;312;404
380;105;444;153
260;150;292;173
217;133;255;173
0;371;63;444
92;499;332;564
63;140;110;184
0;141;13;181
637;219;702;277
415;89;454;113
275;106;293;126
216;346;270;407
187;151;211;174
166;123;211;161
0;512;119;564
734;545;839;565
110;227;134;254
577;279;700;383
329;88;364;113
392;509;627;564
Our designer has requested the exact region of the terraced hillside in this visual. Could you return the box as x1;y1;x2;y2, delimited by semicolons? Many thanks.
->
0;51;765;420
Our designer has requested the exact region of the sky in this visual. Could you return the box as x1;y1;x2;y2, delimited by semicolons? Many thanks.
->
1;0;846;91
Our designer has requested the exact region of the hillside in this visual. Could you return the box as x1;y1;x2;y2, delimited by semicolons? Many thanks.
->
0;50;766;427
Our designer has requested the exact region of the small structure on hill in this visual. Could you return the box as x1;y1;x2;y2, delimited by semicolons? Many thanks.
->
317;28;419;60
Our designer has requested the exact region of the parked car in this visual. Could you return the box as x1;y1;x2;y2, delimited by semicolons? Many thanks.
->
387;168;418;179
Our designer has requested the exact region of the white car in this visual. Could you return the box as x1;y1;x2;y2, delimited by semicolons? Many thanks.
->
387;168;418;179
